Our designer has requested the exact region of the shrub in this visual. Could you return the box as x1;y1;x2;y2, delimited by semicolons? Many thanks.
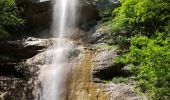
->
110;0;170;37
0;0;24;39
0;25;10;39
117;33;170;99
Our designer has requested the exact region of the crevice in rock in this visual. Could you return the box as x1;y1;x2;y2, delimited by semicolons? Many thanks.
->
93;63;132;81
0;64;25;78
94;70;131;81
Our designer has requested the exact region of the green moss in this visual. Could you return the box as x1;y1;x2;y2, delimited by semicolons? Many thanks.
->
102;76;129;84
112;76;129;84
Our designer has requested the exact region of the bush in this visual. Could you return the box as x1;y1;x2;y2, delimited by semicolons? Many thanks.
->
117;33;170;99
110;0;170;37
0;0;24;26
0;25;10;39
110;0;170;99
0;0;24;39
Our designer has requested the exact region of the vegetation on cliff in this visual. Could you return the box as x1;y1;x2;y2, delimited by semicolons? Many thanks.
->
0;0;24;39
109;0;170;99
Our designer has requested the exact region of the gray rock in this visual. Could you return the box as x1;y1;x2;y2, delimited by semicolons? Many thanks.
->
101;83;147;100
89;30;109;43
0;37;51;99
92;48;125;81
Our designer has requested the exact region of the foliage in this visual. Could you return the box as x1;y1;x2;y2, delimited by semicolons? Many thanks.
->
95;44;119;50
109;0;170;99
112;76;129;84
0;0;24;26
116;33;170;99
0;0;24;39
0;25;10;39
98;6;113;18
102;76;129;84
96;0;120;23
110;0;170;36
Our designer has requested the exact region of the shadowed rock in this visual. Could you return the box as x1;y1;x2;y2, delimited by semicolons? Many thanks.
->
0;37;51;100
92;49;126;81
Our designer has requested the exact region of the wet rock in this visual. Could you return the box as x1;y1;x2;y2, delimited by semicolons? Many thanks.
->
0;37;52;76
0;38;84;99
0;76;26;100
0;37;51;99
0;37;50;59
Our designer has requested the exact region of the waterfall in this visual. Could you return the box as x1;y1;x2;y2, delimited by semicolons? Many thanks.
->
35;0;78;100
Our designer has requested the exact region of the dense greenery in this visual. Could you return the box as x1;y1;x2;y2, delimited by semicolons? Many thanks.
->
111;0;170;33
110;0;170;99
116;33;170;99
109;0;170;48
0;0;24;39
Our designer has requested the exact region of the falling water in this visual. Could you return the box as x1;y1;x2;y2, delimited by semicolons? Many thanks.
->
35;0;78;100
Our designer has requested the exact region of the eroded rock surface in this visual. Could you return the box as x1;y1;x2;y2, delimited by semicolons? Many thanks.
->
92;49;124;81
88;22;147;100
0;37;51;100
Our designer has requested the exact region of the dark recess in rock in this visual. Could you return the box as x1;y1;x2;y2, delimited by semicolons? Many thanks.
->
0;64;25;78
92;49;131;82
92;63;131;81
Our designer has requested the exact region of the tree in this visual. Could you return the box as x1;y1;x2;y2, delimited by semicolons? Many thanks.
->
0;0;24;39
111;0;170;99
110;0;170;35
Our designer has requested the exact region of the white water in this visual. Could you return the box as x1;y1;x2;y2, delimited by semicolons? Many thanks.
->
35;0;78;100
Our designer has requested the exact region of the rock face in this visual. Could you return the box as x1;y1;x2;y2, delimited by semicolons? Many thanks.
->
88;22;147;100
87;24;122;81
78;1;99;25
90;47;146;99
24;0;99;28
66;48;108;100
88;26;110;44
92;49;123;81
24;1;52;28
0;37;51;100
101;83;147;100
